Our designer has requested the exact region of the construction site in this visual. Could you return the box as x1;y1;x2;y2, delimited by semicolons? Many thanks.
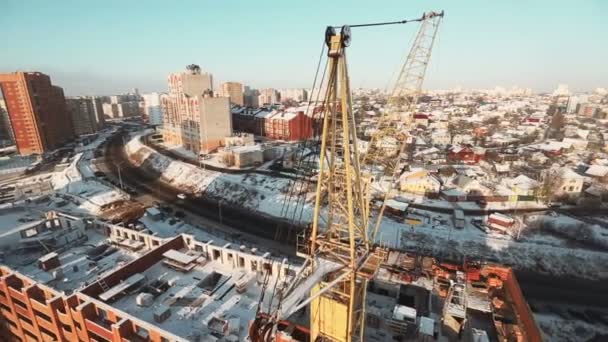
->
0;10;552;342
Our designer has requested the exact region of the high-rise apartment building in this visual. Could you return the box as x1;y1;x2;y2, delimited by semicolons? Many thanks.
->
90;96;105;128
0;72;74;155
142;92;164;125
257;88;280;106
66;97;100;136
243;86;259;108
279;88;308;102
0;99;14;144
161;66;231;153
220;82;244;106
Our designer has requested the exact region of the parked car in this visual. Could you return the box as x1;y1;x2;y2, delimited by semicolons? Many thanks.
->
177;193;187;200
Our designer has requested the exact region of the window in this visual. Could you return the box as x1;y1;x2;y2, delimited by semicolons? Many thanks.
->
88;330;110;342
61;323;72;333
12;298;27;311
17;312;33;326
5;316;17;329
35;310;52;323
23;329;37;341
0;301;10;312
39;326;57;340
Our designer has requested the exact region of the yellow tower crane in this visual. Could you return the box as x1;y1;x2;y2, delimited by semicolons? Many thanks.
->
250;11;443;342
361;11;443;241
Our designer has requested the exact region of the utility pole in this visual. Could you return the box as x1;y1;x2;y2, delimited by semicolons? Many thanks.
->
218;199;223;225
117;163;124;190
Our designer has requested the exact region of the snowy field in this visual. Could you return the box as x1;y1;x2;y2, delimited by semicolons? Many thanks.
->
535;313;608;342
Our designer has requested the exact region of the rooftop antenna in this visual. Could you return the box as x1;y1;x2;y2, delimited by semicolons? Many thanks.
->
186;64;201;74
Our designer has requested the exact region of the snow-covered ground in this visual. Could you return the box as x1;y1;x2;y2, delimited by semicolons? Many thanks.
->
374;214;608;280
49;133;128;215
396;193;547;211
126;133;313;220
535;313;608;342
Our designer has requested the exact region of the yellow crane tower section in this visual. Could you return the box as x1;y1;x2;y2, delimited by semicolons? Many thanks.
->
361;11;443;240
308;25;380;342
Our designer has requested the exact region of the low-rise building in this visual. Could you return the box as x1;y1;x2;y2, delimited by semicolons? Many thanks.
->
221;145;264;168
431;129;451;146
399;169;441;195
264;108;312;141
503;174;540;196
224;133;255;147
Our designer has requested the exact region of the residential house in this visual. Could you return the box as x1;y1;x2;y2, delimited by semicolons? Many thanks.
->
585;164;608;183
562;137;588;151
554;168;585;198
413;113;429;127
451;175;490;195
399;168;442;195
504;175;540;196
448;145;485;164
264;108;313;141
452;134;473;145
431;129;451;146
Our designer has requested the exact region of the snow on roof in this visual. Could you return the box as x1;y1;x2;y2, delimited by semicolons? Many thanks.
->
145;207;162;216
385;199;409;211
495;163;510;173
419;316;435;336
532;141;565;151
511;175;539;189
271;110;299;121
227;145;263;154
560;168;585;180
254;110;274;118
163;249;197;265
393;304;417;320
414;147;440;157
450;145;472;154
38;251;58;262
585;165;608;177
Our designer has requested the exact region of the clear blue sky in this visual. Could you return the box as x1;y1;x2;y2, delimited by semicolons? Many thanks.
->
2;0;606;95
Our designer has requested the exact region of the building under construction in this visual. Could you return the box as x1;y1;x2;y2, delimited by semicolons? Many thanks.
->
0;10;543;342
0;210;541;342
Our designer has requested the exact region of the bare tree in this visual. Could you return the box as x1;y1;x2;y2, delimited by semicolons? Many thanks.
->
539;171;564;203
549;112;566;131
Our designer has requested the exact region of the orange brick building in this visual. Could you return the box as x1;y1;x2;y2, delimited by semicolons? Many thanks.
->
264;110;313;141
0;72;74;155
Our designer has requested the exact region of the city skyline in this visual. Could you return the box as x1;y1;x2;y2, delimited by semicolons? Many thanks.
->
2;0;607;96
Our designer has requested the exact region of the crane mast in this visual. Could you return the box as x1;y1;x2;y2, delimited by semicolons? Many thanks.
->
307;25;380;342
250;11;443;342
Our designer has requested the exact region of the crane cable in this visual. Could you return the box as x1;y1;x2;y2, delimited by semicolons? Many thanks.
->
278;39;327;220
